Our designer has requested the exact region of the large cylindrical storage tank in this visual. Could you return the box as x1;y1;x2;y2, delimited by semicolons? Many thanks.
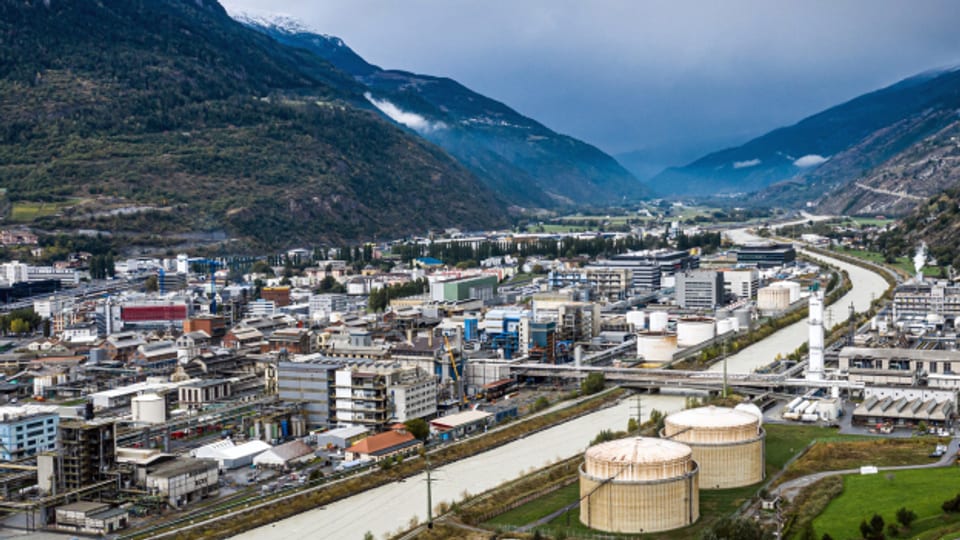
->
626;310;646;331
649;311;669;332
636;332;678;362
734;308;752;329
676;317;716;348
580;437;699;533
757;286;791;311
131;393;166;424
663;406;764;489
717;318;735;335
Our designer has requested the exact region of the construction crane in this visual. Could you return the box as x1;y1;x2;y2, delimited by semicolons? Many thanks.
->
443;334;467;405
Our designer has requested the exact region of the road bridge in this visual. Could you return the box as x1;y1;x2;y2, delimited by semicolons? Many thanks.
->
509;362;863;393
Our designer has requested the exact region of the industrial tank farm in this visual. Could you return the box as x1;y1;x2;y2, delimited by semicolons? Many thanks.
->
579;437;699;533
663;405;765;489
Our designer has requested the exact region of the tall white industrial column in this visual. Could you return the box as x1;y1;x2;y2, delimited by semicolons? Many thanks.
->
807;286;825;381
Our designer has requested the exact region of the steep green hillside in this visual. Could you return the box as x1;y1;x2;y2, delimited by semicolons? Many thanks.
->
874;188;960;269
233;14;645;208
651;67;960;199
0;0;506;248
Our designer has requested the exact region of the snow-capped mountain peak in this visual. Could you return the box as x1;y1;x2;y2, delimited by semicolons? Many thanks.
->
220;2;339;43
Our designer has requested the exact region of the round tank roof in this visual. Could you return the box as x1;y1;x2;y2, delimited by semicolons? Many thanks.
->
734;403;764;425
132;393;164;402
666;406;758;429
585;436;691;464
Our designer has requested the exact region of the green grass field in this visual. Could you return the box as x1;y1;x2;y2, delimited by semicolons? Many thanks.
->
848;216;895;227
812;467;960;539
8;199;78;222
486;483;579;528
538;223;591;233
832;246;939;278
763;424;868;477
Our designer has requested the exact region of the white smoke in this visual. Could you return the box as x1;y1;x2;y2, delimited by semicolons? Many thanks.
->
793;154;829;168
364;93;447;134
914;242;927;279
733;158;761;169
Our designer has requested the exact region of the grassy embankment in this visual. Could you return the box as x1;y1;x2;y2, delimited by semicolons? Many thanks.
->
812;468;960;539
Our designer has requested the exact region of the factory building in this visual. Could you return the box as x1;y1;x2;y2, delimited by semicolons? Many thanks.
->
722;268;760;300
430;275;498;302
277;359;337;429
662;406;765;489
892;280;960;324
838;347;960;389
0;404;59;460
736;242;796;268
579;437;699;534
852;387;955;428
675;270;724;310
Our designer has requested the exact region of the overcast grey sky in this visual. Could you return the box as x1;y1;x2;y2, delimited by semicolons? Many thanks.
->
222;0;960;160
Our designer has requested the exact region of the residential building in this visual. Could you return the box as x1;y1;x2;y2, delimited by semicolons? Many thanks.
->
335;363;436;430
344;428;423;462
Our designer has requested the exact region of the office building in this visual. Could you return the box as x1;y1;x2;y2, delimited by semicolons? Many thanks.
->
676;270;725;310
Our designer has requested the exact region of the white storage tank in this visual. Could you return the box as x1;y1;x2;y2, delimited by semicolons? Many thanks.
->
626;310;647;331
580;437;699;533
131;393;166;424
717;318;735;335
649;311;670;332
663;406;765;489
734;307;752;329
636;332;678;362
757;286;791;311
676;317;716;348
734;403;764;425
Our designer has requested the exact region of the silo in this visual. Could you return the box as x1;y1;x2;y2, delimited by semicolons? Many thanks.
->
649;311;670;332
717;318;735;335
636;332;678;362
580;437;699;533
626;310;647;331
663;406;764;489
676;317;716;348
733;307;753;329
131;393;167;424
758;286;791;311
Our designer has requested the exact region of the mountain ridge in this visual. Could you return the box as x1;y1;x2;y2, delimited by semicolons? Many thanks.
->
229;7;647;208
649;66;960;205
0;0;508;248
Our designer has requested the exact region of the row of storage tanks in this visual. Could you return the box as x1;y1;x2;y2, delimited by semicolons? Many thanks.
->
580;405;765;534
630;309;752;362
